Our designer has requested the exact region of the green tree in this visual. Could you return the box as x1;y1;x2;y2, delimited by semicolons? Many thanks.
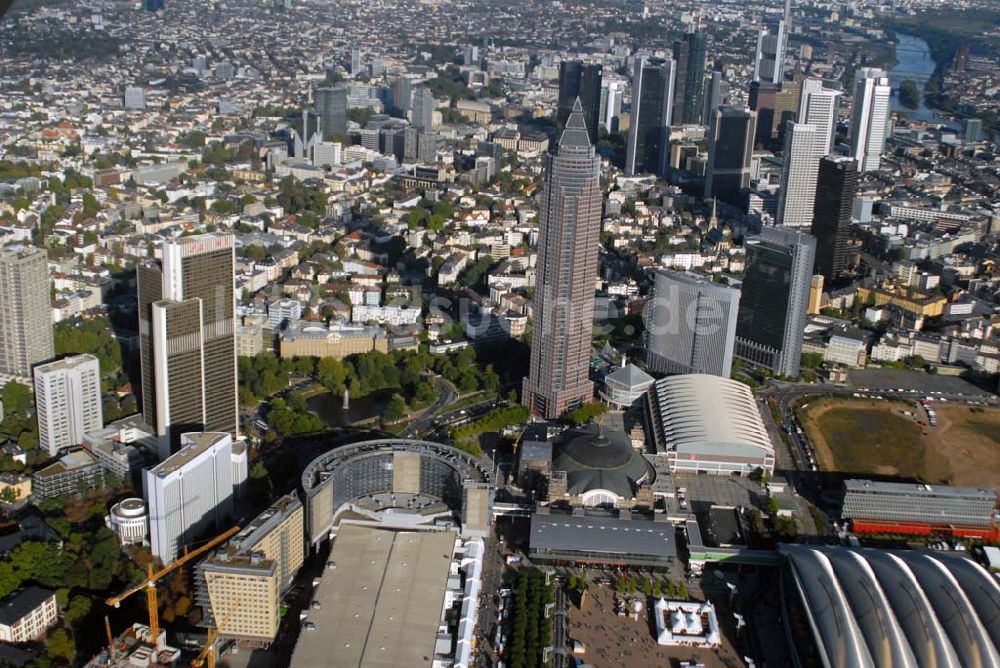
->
46;628;75;661
65;595;91;623
385;394;407;423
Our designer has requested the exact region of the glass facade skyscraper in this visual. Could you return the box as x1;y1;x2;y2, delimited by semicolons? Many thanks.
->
558;61;602;145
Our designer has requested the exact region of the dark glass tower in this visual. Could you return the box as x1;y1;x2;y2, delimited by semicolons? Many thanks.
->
705;106;757;207
811;156;859;282
672;31;708;125
625;57;675;176
315;85;348;140
523;100;602;419
557;61;602;145
735;227;815;378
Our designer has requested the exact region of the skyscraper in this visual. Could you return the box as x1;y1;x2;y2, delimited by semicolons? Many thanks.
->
557;61;602;145
645;270;740;378
672;31;708;125
138;234;238;450
411;85;435;132
33;355;103;457
777;79;839;227
625;57;675;176
735;227;816;378
811;156;859;282
754;0;790;85
849;67;891;172
315;85;348;140
705;106;757;207
599;79;625;133
350;46;363;77
0;245;53;379
749;80;800;150
701;69;727;126
522;100;602;419
145;432;247;562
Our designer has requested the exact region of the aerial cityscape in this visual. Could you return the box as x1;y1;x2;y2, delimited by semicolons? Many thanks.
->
0;0;999;666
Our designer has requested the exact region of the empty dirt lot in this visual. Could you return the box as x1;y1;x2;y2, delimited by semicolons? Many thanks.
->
800;398;1000;487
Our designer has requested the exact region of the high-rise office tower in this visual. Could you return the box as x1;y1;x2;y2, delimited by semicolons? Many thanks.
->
645;270;740;377
797;78;839;153
599;79;625;133
0;245;53;379
522;100;602;419
315;85;348;140
811;156;859;282
735;227;816;378
288;110;321;161
754;0;790;86
777;79;839;227
138;234;238;451
849;67;891;172
672;31;708;125
33;354;103;457
749;80;800;150
145;432;247;562
350;46;363;77
964;117;985;143
392;76;413;117
625;57;675;176
123;86;146;111
701;70;727;126
705;106;757;207
411;86;435;132
558;61;602;145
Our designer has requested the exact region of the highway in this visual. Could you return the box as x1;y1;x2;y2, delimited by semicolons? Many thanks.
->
399;375;457;438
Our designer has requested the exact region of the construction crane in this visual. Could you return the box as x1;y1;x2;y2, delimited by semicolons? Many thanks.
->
192;594;247;668
106;525;241;643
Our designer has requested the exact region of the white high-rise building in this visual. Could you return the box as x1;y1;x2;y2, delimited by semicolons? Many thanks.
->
849;67;891;172
123;86;146;111
599;79;625;133
777;79;839;227
145;432;247;562
33;354;103;457
313;141;342;168
797;78;839;153
0;244;53;379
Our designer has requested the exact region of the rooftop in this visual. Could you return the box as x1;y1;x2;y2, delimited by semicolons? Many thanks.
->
0;587;54;626
290;525;456;668
149;432;230;477
530;513;677;560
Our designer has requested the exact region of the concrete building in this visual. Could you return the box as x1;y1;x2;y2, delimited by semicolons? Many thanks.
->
646;375;774;476
777;79;839;228
0;587;58;642
645;270;740;378
106;498;148;545
523;100;602;419
529;512;678;569
267;298;301;330
0;245;53;379
82;415;158;486
32;449;103;499
411;86;435;132
599;363;655;408
301;439;495;545
808;274;824;314
33;354;103;457
314;85;348;140
138;234;238;450
849;68;891;172
123;86;146;111
197;494;304;641
735;227;816;378
278;321;388;359
145;432;247;562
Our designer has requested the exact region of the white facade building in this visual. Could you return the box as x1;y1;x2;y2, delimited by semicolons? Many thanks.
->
849;68;891;173
145;432;247;562
33;354;103;457
268;298;302;330
107;497;149;545
0;588;58;643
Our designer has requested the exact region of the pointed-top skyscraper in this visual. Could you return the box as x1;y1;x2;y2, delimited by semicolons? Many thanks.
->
523;99;602;419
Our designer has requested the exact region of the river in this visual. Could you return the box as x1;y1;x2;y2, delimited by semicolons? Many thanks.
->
890;33;959;129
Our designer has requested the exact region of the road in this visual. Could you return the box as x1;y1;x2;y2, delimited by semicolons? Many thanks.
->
399;375;457;438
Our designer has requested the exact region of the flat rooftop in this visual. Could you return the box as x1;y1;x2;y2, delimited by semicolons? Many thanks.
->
290;525;456;668
530;513;677;560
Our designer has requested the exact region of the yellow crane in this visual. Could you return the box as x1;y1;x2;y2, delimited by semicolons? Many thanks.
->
192;593;247;668
106;525;241;642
